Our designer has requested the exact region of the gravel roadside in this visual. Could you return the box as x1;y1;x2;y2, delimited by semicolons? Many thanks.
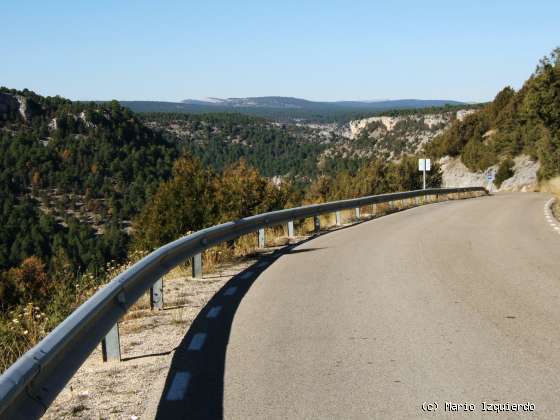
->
43;258;257;419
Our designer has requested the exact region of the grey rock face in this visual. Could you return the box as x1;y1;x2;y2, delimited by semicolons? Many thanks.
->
440;155;539;192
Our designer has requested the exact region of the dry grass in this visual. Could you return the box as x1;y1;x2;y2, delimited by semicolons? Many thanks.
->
170;307;190;326
539;176;560;195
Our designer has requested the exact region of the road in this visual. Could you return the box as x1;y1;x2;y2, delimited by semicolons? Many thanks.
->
156;193;560;419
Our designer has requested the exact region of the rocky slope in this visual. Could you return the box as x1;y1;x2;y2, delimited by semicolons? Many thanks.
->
313;109;476;161
0;92;34;121
440;155;540;192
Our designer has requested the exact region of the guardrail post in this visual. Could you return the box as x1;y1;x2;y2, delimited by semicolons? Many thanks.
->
150;278;163;310
355;207;360;220
101;323;121;362
192;253;202;279
335;211;341;226
287;221;294;238
258;227;265;248
313;215;320;233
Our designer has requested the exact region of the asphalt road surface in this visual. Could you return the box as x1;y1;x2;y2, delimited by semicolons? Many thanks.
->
156;193;560;419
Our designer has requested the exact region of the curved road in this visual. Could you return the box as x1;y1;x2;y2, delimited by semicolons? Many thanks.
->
158;193;560;418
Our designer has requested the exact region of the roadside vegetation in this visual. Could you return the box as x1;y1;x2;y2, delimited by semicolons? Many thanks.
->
426;48;560;181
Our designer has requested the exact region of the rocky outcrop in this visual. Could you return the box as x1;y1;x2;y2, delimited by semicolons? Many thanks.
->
439;156;497;191
48;118;58;131
348;116;399;137
456;109;476;121
17;96;32;121
347;109;471;140
0;93;35;121
500;155;540;192
440;155;539;192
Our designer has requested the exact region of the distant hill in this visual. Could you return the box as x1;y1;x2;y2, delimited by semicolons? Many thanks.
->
181;96;465;109
120;97;467;123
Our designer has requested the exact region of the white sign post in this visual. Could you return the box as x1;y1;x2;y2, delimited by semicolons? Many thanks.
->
486;173;495;192
418;158;431;190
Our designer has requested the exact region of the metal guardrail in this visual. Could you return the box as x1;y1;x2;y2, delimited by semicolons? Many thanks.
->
0;187;487;418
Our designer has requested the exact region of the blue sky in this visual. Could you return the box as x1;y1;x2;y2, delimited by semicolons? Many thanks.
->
1;0;558;102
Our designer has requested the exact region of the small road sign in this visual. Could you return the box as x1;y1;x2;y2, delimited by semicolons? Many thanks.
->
418;159;431;171
419;158;431;190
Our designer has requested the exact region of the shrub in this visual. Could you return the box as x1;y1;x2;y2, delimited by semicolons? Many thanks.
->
495;158;515;188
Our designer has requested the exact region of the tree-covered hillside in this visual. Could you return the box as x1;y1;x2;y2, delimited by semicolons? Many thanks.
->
0;88;177;310
427;48;560;180
143;112;328;179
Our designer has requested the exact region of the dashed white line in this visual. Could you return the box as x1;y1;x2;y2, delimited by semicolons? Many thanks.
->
206;306;222;319
224;286;238;296
544;198;560;235
166;371;191;401
188;333;207;351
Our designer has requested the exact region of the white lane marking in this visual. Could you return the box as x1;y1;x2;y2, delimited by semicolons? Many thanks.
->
188;333;207;351
206;306;222;319
544;198;560;235
240;271;253;280
166;372;191;401
224;286;237;296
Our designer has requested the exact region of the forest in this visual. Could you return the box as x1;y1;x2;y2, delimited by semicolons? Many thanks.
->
143;112;329;179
